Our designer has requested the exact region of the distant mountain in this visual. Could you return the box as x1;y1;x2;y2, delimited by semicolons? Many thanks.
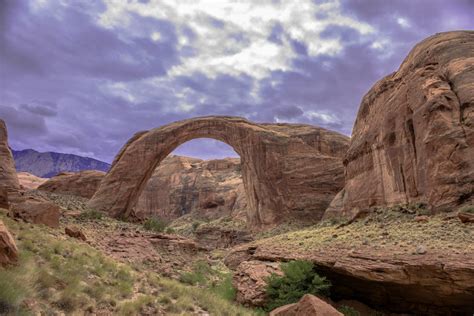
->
12;149;110;178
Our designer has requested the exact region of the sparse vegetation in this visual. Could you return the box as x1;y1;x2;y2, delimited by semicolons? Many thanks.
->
0;213;258;315
143;217;167;232
264;260;331;311
459;205;474;214
77;209;104;221
338;305;361;316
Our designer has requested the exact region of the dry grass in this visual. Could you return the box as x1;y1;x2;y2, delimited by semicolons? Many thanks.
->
256;207;474;255
0;211;261;315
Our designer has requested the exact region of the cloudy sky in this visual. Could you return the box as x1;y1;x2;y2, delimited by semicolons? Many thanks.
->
1;0;473;162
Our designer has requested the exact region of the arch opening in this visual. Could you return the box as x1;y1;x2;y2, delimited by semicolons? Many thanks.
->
132;138;248;225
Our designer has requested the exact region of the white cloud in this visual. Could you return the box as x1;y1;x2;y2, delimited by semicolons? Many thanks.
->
396;17;411;28
98;0;374;79
303;110;340;124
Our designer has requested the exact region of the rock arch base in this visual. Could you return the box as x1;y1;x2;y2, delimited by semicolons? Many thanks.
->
88;116;349;229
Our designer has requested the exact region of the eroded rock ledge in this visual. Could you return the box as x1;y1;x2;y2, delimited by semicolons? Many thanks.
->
225;243;474;315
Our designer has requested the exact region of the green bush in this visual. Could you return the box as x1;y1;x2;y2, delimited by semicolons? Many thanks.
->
78;210;103;221
179;260;212;286
338;305;360;316
210;274;236;301
264;260;331;311
143;218;167;233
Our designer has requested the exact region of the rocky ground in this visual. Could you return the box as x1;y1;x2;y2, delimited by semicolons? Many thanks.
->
5;190;472;315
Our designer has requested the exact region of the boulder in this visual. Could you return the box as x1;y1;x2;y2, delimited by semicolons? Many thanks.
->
38;170;106;199
270;294;343;316
324;31;474;220
10;199;60;228
89;117;349;229
65;226;87;241
233;260;282;307
0;220;18;266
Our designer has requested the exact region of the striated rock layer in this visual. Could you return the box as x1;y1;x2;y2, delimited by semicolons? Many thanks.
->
325;31;474;220
226;243;474;315
0;220;18;266
133;155;247;221
38;170;106;199
89;116;349;229
0;119;20;204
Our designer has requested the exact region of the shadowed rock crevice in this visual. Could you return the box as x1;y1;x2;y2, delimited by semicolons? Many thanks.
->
88;116;349;229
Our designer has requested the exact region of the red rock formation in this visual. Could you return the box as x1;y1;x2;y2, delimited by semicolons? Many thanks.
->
226;243;474;315
324;31;474;220
10;198;60;228
65;226;87;241
233;260;282;307
17;172;47;190
0;187;8;210
0;220;18;266
270;294;343;316
38;170;106;199
133;155;247;221
0;119;20;208
89;117;349;229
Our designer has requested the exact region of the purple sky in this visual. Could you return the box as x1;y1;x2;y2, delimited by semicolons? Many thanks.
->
1;0;473;163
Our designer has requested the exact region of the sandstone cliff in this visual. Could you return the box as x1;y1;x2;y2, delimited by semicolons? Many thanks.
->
133;155;248;222
325;31;474;220
0;119;20;208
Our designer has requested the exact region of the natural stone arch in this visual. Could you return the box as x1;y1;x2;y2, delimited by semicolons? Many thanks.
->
88;116;349;229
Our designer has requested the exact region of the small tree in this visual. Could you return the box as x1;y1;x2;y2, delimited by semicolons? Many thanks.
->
265;260;331;311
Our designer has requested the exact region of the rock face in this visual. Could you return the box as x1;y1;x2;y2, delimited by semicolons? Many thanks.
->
233;260;283;307
10;198;60;228
12;148;110;178
17;172;47;190
324;31;474;220
133;155;247;221
270;294;343;316
0;220;18;266
226;243;474;315
89;117;349;229
195;226;253;249
38;170;106;199
0;119;20;208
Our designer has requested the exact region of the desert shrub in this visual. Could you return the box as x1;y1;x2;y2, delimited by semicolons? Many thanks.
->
118;295;154;316
264;260;331;311
191;221;201;231
338;305;360;316
459;205;474;214
210;273;236;301
143;217;167;233
165;227;175;234
179;260;212;286
78;210;103;221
